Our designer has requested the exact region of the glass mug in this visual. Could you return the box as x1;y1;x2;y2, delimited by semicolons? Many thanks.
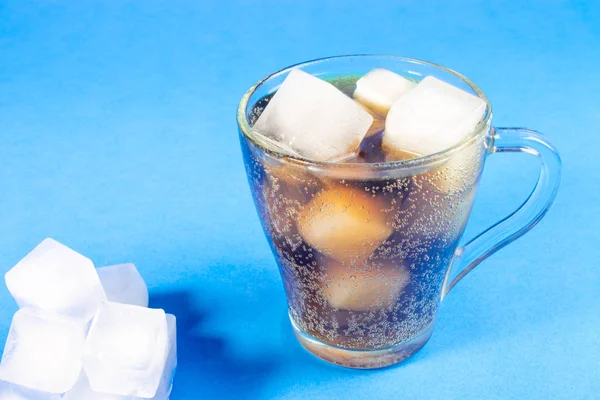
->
237;55;561;369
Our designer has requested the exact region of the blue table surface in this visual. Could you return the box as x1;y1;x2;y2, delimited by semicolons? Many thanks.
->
0;1;598;399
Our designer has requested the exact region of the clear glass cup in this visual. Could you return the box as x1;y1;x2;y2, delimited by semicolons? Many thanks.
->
237;55;561;369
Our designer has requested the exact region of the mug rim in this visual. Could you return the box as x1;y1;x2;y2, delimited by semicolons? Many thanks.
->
237;54;493;169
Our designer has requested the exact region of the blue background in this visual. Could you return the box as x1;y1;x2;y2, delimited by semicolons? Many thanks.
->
0;1;598;399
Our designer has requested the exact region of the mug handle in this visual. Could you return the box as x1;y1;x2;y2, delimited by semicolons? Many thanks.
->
442;127;562;297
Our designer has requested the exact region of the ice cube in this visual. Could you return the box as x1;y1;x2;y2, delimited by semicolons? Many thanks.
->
0;381;62;400
97;264;148;308
63;373;134;400
383;76;486;158
296;186;393;264
383;76;486;193
252;69;373;161
152;314;177;400
65;314;175;400
253;133;302;158
353;68;416;116
321;259;410;312
5;238;107;320
62;373;122;400
64;314;175;400
0;308;87;394
82;302;169;398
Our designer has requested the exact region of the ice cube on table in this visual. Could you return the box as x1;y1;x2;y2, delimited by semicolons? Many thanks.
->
4;238;106;320
296;186;393;264
383;76;486;158
83;302;169;398
152;314;177;400
353;68;416;116
321;259;410;312
0;308;88;394
97;264;148;308
0;381;62;400
252;69;373;162
77;314;174;400
65;314;175;400
63;373;132;400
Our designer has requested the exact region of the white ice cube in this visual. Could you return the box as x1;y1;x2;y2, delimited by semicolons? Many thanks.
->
321;260;410;312
82;302;169;398
65;314;175;400
63;373;132;400
0;381;62;400
296;186;393;264
353;68;416;116
64;312;175;400
97;264;148;308
253;69;373;161
383;76;486;157
0;308;88;394
152;314;177;400
5;238;107;320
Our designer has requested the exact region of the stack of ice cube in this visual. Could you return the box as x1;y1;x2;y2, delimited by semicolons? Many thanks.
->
0;238;177;399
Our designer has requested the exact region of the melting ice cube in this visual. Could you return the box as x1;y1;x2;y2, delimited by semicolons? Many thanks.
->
0;308;88;394
354;68;415;116
383;76;486;157
97;264;148;308
253;69;373;162
296;186;393;264
64;315;175;400
82;302;168;398
383;76;487;193
321;259;410;312
0;381;62;400
5;238;106;320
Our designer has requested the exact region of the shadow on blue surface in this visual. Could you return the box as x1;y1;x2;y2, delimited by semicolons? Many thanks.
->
150;290;279;400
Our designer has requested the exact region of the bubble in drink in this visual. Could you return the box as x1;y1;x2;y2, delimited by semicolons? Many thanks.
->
0;308;88;394
82;302;169;398
5;238;106;320
97;264;149;308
